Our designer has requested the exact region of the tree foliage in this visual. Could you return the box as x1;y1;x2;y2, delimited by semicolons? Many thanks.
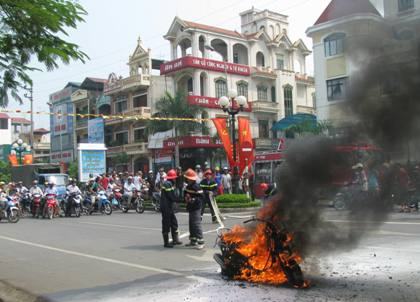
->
0;0;89;106
0;160;11;183
286;120;333;136
147;91;205;136
67;161;78;180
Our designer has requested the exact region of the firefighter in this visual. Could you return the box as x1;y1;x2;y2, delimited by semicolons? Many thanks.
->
184;169;205;249
200;169;217;223
160;169;182;248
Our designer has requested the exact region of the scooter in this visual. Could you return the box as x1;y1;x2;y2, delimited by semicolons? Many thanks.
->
86;191;112;215
121;189;145;214
65;192;82;217
20;192;32;216
0;195;20;223
31;193;42;218
110;188;123;210
43;193;59;220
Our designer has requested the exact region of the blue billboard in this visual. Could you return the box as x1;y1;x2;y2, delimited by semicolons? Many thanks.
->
80;150;106;182
88;118;104;144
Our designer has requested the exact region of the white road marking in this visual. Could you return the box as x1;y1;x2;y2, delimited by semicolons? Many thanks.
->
224;214;254;219
76;221;161;232
0;235;184;276
327;219;420;226
365;245;420;254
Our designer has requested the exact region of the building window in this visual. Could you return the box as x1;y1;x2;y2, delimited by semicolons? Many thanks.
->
399;0;414;11
134;128;147;143
258;120;269;138
115;96;127;113
133;93;147;108
327;77;347;101
0;119;7;129
272;121;278;139
233;53;239;64
257;85;268;101
215;79;227;98
271;86;276;103
324;33;345;57
276;54;284;70
284;85;293;117
115;131;128;145
236;81;248;99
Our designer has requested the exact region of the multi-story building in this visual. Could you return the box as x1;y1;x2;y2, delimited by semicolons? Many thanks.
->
71;77;108;155
104;37;169;172
306;0;420;159
160;7;315;160
49;82;80;165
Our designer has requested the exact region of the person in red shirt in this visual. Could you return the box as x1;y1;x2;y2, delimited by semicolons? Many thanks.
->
99;173;109;191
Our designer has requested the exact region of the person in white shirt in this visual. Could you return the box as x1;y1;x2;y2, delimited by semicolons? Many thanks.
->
66;178;82;195
124;176;137;207
221;167;232;194
29;180;43;196
44;182;58;196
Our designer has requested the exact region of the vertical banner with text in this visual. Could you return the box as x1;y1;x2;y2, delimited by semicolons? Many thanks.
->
238;117;254;174
212;118;235;167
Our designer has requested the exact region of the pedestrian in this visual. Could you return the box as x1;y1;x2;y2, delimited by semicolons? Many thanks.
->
214;167;223;195
175;166;184;202
200;169;218;223
184;168;205;249
160;169;182;248
221;167;232;194
195;165;203;184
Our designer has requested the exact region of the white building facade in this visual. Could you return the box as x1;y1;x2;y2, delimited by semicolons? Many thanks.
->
161;8;315;151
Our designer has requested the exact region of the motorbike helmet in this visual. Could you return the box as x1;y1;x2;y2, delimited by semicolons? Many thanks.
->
195;164;201;170
32;180;38;185
166;169;178;180
260;183;269;191
184;169;197;181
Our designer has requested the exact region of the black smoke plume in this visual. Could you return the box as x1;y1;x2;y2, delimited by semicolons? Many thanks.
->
258;20;420;257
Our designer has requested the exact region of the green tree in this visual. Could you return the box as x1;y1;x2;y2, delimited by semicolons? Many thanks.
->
147;91;205;166
67;161;78;180
286;120;332;136
0;0;89;106
0;161;11;183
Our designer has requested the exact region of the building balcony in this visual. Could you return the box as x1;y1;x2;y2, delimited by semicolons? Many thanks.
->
33;142;50;151
254;138;278;150
295;73;314;85
251;67;277;80
106;142;149;156
252;100;280;114
104;74;150;95
160;56;250;76
296;105;315;115
105;107;151;125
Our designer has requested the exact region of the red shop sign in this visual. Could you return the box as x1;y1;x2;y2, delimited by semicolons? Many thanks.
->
163;136;223;149
160;56;251;76
254;152;285;162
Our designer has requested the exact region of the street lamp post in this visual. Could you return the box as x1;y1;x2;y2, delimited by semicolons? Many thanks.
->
218;89;247;193
11;139;31;165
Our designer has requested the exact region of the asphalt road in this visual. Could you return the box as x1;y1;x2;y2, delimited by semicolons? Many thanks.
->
0;208;419;302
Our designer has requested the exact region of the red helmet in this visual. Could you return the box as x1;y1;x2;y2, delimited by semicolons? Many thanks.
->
166;169;178;180
184;168;197;181
204;169;213;176
260;183;269;191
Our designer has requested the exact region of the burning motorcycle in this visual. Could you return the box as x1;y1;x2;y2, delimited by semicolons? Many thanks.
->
43;193;59;220
0;195;20;223
214;217;307;288
31;193;42;218
121;189;145;214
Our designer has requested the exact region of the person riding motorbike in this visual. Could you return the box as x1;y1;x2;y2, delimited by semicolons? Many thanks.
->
66;178;82;216
44;181;58;216
30;180;43;196
86;177;99;208
123;176;137;208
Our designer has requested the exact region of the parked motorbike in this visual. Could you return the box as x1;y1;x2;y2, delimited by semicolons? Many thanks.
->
65;192;82;217
0;195;20;223
31;193;42;218
43;193;59;220
84;191;112;215
121;189;145;214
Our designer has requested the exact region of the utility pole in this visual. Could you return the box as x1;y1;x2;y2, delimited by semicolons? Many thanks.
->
24;83;34;156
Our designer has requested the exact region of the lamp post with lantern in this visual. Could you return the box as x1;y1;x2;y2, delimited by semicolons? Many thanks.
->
218;89;247;193
11;139;31;165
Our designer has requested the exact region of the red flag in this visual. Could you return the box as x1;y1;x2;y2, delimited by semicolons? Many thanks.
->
238;117;254;174
212;118;235;167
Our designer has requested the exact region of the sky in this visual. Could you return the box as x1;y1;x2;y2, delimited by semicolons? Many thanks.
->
12;0;332;129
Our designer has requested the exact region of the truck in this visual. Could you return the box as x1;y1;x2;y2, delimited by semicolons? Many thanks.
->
11;163;69;201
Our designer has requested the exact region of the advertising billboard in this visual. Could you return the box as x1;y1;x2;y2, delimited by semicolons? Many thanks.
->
78;144;107;182
88;118;104;144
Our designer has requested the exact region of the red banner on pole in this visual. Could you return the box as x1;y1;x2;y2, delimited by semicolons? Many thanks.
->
238;117;254;174
212;118;235;167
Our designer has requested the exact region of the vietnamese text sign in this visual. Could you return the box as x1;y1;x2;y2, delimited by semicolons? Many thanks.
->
80;150;106;182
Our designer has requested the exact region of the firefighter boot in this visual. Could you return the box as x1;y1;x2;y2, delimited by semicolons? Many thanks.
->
172;230;183;245
163;233;173;248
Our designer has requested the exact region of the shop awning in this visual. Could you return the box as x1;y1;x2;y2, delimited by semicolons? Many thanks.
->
271;113;317;131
